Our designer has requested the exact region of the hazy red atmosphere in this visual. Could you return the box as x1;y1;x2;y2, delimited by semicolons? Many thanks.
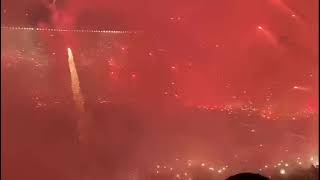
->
1;0;319;179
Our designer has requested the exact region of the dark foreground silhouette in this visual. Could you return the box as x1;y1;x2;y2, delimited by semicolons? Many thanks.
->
226;173;269;180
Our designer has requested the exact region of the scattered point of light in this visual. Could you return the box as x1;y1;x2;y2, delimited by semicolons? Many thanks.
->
215;44;220;48
291;14;296;17
131;73;137;79
250;129;256;133
170;168;173;171
201;163;206;167
156;165;160;169
184;172;188;176
285;163;289;167
218;170;222;173
310;157;314;161
280;169;286;175
209;167;214;171
264;165;269;168
176;174;181;178
257;26;263;30
278;163;282;166
188;163;192;166
156;170;159;174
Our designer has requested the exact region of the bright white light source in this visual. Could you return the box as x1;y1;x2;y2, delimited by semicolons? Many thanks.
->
280;169;286;175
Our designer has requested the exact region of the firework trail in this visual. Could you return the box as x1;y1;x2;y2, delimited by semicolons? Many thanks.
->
67;47;86;142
